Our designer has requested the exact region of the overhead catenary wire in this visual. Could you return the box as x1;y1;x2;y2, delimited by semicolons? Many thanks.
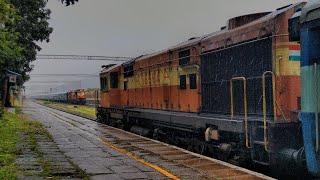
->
25;81;85;83
36;54;132;62
29;74;99;77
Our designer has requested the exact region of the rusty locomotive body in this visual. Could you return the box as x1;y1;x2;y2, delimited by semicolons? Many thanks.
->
97;3;308;175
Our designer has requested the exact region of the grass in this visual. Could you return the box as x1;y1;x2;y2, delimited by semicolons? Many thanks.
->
0;105;90;179
13;98;21;108
0;112;23;179
0;110;50;179
38;100;96;118
21;120;53;177
0;109;58;179
43;100;52;105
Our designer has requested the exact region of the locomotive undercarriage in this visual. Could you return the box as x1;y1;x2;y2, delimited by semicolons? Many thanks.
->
68;99;86;105
97;107;307;177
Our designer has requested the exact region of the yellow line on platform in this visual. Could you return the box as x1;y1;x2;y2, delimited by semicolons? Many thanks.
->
98;138;181;180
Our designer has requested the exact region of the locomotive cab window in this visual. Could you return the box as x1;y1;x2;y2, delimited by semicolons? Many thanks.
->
100;77;104;91
100;77;109;91
179;49;190;66
189;74;197;89
124;81;128;91
110;72;119;89
124;61;134;77
180;75;186;90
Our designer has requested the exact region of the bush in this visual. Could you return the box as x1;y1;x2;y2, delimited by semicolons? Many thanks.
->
43;101;52;105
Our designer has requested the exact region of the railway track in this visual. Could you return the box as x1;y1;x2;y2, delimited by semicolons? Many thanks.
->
34;101;274;180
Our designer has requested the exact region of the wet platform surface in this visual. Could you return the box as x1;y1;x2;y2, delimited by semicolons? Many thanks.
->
24;101;274;180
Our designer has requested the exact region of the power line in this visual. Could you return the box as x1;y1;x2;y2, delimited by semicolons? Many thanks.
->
24;84;59;87
36;54;132;62
29;74;99;77
26;81;83;83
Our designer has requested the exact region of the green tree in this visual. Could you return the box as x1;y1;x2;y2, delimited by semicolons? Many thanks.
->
60;0;79;6
0;0;22;75
0;0;22;108
8;0;53;84
0;0;53;108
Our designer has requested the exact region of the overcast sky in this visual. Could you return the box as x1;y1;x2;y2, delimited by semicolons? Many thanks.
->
26;0;303;94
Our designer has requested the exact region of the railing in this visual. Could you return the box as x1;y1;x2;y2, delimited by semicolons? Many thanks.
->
262;71;277;152
230;77;251;148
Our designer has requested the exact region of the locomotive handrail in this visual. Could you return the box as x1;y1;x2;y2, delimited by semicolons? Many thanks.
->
230;77;251;148
275;100;287;121
314;63;319;152
262;71;277;152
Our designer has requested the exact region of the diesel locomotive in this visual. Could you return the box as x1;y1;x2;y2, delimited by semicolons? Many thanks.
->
96;2;320;177
67;89;86;105
34;89;87;105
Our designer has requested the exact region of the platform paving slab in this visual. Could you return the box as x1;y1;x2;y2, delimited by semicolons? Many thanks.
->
15;125;83;179
90;174;122;180
23;101;274;180
23;102;170;180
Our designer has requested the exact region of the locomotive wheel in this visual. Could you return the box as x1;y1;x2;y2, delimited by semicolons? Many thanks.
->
189;138;206;155
97;114;103;123
187;145;193;152
104;115;110;125
116;121;124;129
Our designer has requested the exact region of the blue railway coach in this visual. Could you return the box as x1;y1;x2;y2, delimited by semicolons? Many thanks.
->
290;0;320;176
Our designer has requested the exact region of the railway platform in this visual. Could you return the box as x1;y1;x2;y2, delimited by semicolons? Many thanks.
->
24;101;274;180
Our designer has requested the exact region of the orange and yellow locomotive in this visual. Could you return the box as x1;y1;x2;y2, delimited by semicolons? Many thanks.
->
97;3;307;175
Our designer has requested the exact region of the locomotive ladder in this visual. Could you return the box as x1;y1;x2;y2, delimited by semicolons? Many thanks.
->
247;71;278;166
262;71;277;152
230;77;251;148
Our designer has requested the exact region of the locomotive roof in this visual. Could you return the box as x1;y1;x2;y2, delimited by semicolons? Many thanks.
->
134;50;167;61
100;64;120;74
68;89;85;92
202;2;304;41
132;3;301;63
100;2;304;74
132;34;216;62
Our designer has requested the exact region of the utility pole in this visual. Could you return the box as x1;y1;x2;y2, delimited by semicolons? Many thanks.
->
21;87;25;106
49;88;52;102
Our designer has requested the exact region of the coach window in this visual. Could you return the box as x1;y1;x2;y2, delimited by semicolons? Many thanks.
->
110;72;119;89
179;75;186;90
189;74;197;89
179;49;190;66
